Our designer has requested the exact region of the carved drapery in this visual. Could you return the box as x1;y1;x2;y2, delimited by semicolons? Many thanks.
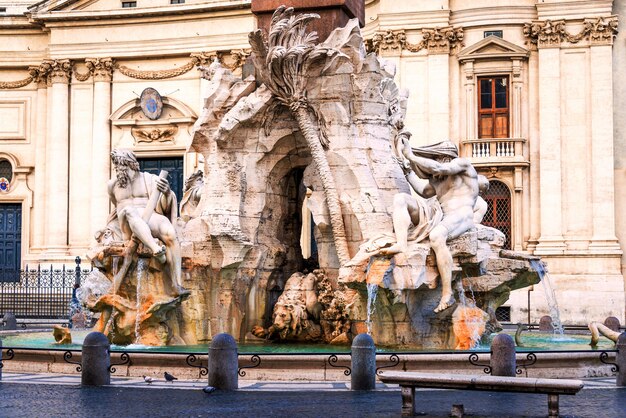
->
523;16;618;48
366;27;464;55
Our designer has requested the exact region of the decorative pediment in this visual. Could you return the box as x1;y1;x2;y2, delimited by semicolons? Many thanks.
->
457;36;529;63
110;95;197;147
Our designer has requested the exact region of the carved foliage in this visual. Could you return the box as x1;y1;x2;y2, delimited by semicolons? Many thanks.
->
367;27;464;55
523;16;618;48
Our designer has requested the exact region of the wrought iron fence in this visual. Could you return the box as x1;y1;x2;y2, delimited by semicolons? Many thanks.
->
0;258;91;319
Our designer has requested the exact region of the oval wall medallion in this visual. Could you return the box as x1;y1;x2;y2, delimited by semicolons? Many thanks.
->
140;87;163;120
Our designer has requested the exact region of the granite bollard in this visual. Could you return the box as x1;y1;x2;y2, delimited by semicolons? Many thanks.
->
617;332;626;386
351;333;376;390
3;312;17;330
539;315;553;332
208;333;238;390
490;333;516;376
81;332;110;386
604;316;621;332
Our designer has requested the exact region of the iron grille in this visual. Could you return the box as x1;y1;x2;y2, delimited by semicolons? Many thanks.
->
480;180;511;249
495;306;511;322
0;264;91;319
0;159;12;181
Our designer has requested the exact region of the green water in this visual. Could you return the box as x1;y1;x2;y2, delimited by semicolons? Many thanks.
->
0;329;616;353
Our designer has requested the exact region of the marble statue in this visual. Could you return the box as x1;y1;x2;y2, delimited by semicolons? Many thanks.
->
383;135;482;313
108;149;183;295
180;170;204;221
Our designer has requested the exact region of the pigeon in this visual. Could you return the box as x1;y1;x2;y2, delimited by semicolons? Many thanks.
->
202;386;216;394
164;372;178;383
143;375;154;385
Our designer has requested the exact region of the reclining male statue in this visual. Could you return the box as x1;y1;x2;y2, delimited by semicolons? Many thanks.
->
382;132;486;313
107;149;184;296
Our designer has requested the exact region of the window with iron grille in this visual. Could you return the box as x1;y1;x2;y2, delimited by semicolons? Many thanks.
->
122;1;137;7
480;180;511;249
0;159;12;182
484;30;503;38
171;0;185;4
495;306;511;322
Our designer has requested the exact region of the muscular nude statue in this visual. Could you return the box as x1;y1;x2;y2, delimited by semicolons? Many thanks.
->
383;132;483;313
108;149;184;294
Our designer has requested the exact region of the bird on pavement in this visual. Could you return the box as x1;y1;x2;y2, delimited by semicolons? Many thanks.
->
202;386;216;394
143;375;154;385
164;372;178;383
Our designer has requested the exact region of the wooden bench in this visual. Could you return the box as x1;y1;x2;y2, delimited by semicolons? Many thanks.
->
379;371;584;417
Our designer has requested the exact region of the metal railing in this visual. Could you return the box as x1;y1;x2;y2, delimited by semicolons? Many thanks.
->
0;257;91;319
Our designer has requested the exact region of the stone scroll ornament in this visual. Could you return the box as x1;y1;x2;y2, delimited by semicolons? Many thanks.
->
248;5;351;265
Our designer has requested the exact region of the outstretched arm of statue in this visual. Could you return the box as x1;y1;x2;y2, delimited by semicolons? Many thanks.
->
406;171;435;198
407;154;469;177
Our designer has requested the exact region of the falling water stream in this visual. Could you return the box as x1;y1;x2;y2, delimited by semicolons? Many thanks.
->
530;259;564;335
365;283;378;335
134;259;148;344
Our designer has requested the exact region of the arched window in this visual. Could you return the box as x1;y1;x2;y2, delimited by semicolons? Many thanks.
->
0;159;12;182
480;180;511;249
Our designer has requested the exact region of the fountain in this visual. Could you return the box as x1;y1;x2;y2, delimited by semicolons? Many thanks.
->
75;7;543;350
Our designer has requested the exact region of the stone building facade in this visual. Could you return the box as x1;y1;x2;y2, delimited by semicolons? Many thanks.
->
0;0;624;325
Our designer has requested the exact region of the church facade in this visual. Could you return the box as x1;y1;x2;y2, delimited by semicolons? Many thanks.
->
0;0;624;325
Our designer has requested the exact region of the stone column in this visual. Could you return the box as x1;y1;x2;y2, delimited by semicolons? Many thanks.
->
43;59;72;258
427;53;450;141
589;44;620;252
30;64;50;250
88;58;114;236
535;46;566;255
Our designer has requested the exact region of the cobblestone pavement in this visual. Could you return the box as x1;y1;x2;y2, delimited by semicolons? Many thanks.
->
0;374;624;417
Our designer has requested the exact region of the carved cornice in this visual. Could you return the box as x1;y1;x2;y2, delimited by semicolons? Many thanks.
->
366;27;464;55
44;59;72;84
523;16;618;48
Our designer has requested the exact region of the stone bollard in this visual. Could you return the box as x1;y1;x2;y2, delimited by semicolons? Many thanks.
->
538;315;553;332
0;338;3;381
351;333;376;390
208;333;238;390
3;312;17;330
617;332;626;387
81;332;110;386
490;333;516;376
604;316;621;332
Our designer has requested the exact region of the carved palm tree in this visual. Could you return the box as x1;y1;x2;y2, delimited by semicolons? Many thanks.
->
249;6;350;265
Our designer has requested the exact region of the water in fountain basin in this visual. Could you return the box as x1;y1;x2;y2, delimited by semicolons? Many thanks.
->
530;259;564;335
365;283;378;335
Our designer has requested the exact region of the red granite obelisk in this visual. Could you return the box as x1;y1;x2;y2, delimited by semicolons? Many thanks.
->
251;0;365;43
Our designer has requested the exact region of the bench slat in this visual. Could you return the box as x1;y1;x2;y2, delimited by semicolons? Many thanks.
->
379;371;584;395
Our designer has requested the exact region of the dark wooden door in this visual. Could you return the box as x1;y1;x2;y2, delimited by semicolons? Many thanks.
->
0;203;22;282
138;157;184;211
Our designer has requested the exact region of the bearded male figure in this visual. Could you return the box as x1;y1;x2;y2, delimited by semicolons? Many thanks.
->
108;149;184;295
383;134;482;313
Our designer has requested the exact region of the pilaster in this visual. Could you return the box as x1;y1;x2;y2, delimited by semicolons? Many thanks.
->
43;59;72;257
